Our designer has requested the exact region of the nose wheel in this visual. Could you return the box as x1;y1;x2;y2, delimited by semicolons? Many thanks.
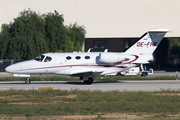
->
25;78;31;84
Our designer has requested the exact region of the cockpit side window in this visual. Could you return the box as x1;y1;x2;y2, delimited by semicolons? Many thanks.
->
34;55;45;62
44;56;52;62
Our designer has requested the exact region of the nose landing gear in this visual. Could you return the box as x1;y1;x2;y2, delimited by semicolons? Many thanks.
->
25;78;31;84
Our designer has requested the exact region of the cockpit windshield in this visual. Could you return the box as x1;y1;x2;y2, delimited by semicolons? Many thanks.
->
34;55;45;62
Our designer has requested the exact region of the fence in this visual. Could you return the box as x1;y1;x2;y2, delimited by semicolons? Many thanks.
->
0;59;25;72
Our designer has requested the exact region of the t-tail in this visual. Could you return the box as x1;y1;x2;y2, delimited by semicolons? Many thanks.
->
125;29;169;54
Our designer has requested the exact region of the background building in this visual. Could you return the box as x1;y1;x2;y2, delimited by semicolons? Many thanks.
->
1;0;179;37
0;0;180;70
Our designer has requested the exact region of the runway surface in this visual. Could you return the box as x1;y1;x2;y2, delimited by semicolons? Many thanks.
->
0;80;180;92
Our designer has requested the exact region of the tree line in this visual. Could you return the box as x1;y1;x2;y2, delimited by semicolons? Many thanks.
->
0;9;86;60
169;38;180;58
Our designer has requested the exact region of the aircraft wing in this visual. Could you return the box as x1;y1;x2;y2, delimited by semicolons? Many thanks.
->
55;68;103;77
71;71;94;77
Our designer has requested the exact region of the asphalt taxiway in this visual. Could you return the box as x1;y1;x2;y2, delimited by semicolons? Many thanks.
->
0;71;179;91
0;80;180;92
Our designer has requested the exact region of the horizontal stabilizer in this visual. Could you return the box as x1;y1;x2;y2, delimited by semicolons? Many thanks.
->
125;29;169;54
148;29;169;33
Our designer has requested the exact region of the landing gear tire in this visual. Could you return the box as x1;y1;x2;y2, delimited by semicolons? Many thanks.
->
84;77;94;84
25;78;31;84
141;72;148;76
117;72;124;76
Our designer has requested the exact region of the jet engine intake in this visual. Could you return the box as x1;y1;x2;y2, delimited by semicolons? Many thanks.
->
99;53;125;63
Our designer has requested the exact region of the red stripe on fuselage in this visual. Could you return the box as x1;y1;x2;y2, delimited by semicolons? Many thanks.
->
16;64;127;71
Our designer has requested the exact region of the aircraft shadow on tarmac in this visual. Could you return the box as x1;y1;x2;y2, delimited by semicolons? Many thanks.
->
0;81;126;85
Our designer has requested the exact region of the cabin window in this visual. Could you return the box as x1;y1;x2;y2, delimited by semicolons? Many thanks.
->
85;56;90;59
66;56;71;60
94;40;106;49
75;56;81;60
34;55;45;62
44;56;52;62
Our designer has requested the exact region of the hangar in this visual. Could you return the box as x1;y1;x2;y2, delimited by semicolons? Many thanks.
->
0;0;180;70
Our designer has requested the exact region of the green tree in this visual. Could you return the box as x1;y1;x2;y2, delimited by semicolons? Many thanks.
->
169;38;180;57
44;10;66;52
65;23;86;52
0;9;86;59
0;9;48;59
0;24;10;59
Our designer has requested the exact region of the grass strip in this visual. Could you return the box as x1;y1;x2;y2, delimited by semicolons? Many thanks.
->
0;89;180;119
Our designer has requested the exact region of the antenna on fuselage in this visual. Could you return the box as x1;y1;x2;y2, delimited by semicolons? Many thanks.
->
87;48;94;52
104;49;108;52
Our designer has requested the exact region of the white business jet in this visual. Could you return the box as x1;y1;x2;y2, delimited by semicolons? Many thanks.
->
5;29;169;84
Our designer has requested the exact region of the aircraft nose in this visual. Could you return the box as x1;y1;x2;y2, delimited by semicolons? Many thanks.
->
5;65;16;73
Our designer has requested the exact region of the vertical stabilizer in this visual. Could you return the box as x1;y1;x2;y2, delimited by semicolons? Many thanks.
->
125;29;169;54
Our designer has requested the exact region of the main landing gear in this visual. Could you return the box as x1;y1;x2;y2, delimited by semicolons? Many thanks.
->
83;77;94;84
25;78;31;84
141;71;148;76
140;64;148;76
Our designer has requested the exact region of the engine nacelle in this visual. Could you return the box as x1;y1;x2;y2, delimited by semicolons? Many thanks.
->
99;53;125;63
